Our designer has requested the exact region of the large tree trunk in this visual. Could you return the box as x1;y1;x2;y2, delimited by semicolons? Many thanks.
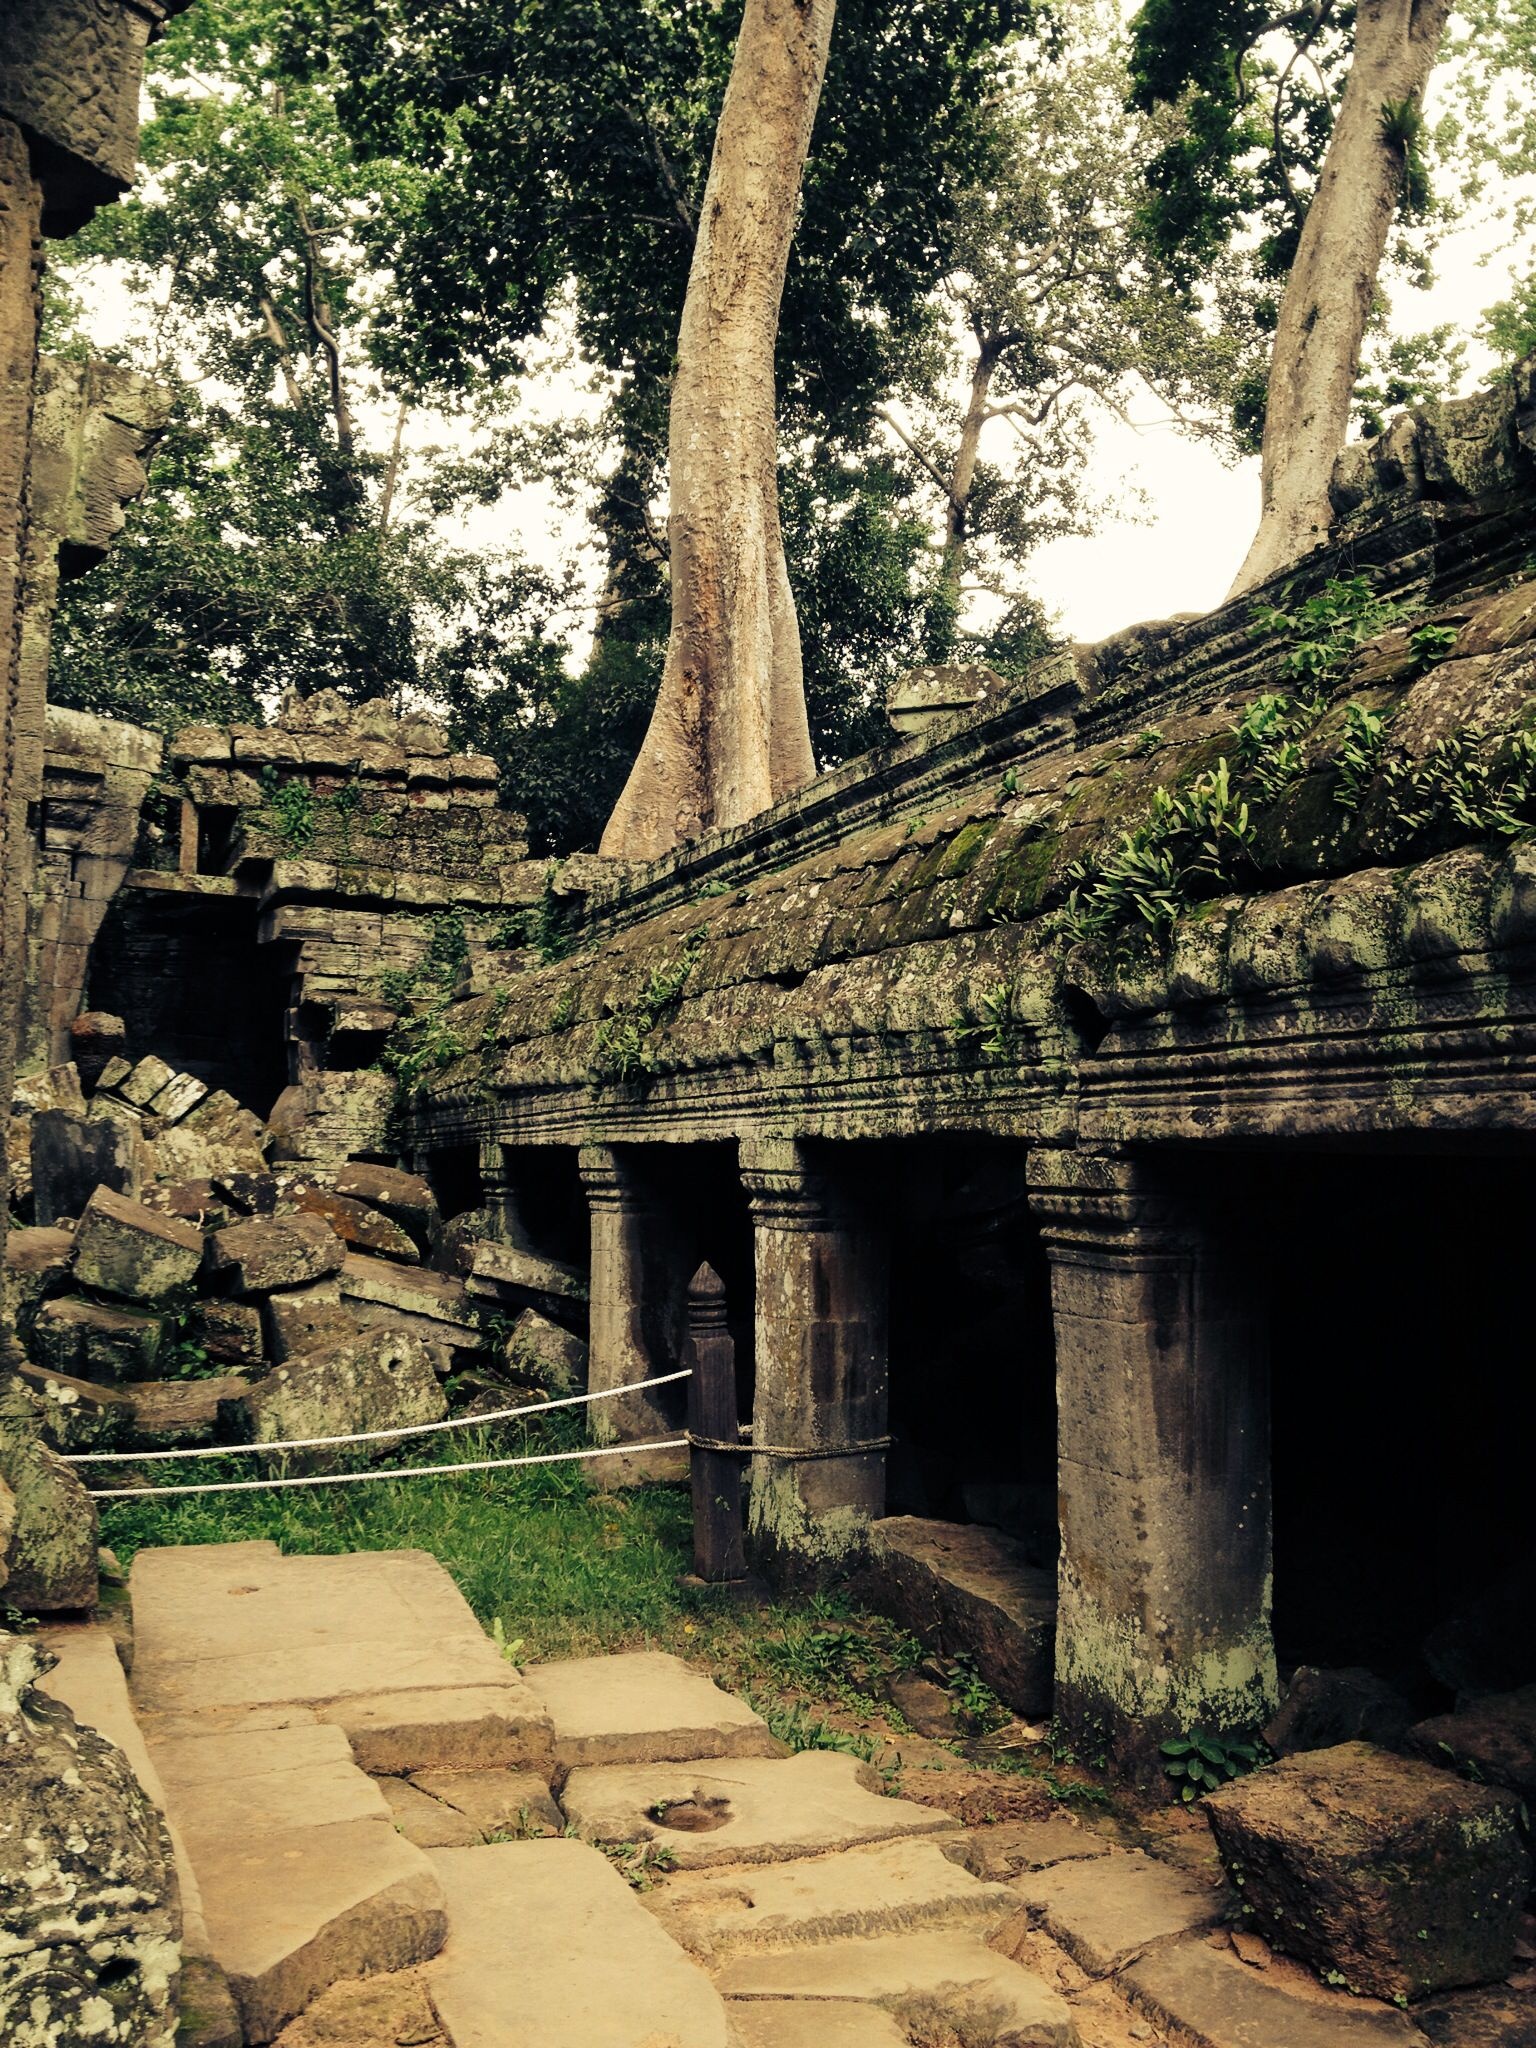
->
1226;0;1450;599
940;346;998;611
600;0;833;861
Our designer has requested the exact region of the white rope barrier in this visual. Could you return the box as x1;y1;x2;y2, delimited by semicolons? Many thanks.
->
85;1436;691;1500
62;1369;692;1464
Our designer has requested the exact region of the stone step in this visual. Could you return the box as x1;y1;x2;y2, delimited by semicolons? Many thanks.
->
522;1649;782;1767
651;1835;1018;1961
128;1541;553;1773
424;1839;733;2047
1010;1847;1228;1976
714;1929;1075;2046
1123;1940;1435;2047
560;1749;956;1868
729;2006;909;2048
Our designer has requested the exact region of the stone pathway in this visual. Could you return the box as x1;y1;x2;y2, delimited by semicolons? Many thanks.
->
37;1543;1449;2048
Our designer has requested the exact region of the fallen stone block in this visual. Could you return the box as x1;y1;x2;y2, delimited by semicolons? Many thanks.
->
149;1070;211;1123
562;1749;956;1868
239;1329;447;1456
142;1178;237;1229
0;1634;180;2048
654;1836;1019;1962
339;1251;477;1330
31;1292;165;1383
425;1839;734;2048
714;1929;1075;2045
1124;1937;1433;2048
523;1650;781;1767
72;1184;205;1303
1264;1665;1418;1758
467;1238;589;1322
1009;1846;1226;1975
504;1305;588;1392
30;1104;137;1224
0;1387;98;1609
264;1284;357;1363
306;1161;438;1239
407;1766;562;1838
1405;1687;1536;1806
20;1363;134;1453
2;1224;73;1336
276;1178;420;1262
190;1299;265;1367
118;1052;179;1108
156;1089;270;1180
13;1060;87;1117
94;1054;133;1092
213;1170;280;1214
131;1376;253;1448
1204;1741;1531;2001
207;1211;345;1295
69;1010;126;1089
861;1516;1057;1717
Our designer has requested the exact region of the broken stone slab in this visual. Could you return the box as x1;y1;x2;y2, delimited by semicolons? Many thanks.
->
142;1177;237;1229
523;1650;781;1767
12;1060;88;1117
275;1178;420;1262
72;1183;206;1302
1264;1665;1418;1758
190;1299;265;1367
731;2004;910;2048
0;1384;99;1610
861;1516;1056;1718
0;1632;181;2048
130;1376;252;1449
425;1839;734;2048
339;1251;479;1333
95;1054;133;1092
1;1224;74;1335
1406;1684;1536;1804
207;1211;346;1295
378;1775;485;1848
29;1104;136;1223
190;1817;446;2044
467;1238;589;1321
1124;1938;1434;2048
561;1749;957;1868
31;1292;165;1383
1008;1846;1227;1975
653;1835;1018;1962
941;1816;1113;1881
715;1929;1075;2046
407;1767;562;1837
1204;1741;1530;2002
118;1052;179;1107
158;1088;271;1180
151;1720;393;1840
310;1162;438;1242
238;1329;447;1458
322;1686;556;1776
504;1306;589;1393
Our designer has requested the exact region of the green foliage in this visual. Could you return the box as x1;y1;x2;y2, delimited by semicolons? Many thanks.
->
1408;621;1461;667
595;1838;678;1892
945;1654;1010;1734
952;982;1027;1060
1063;759;1254;938
1335;702;1394;814
1232;692;1314;802
1383;725;1536;843
1250;576;1407;694
1161;1730;1262;1802
1480;268;1536;367
379;909;471;1091
259;768;318;851
491;867;572;964
590;932;706;1084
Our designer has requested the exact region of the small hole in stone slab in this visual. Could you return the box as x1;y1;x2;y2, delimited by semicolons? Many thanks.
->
649;1795;732;1833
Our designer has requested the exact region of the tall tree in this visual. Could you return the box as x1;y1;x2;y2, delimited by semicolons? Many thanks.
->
600;0;834;858
1130;0;1457;594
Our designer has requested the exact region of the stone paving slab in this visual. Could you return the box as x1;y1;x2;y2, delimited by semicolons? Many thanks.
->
729;2002;909;2048
652;1836;1018;1960
715;1929;1075;2045
153;1722;392;1840
196;1820;446;2044
942;1817;1112;1880
378;1776;485;1849
523;1650;782;1766
409;1767;562;1836
561;1749;957;1868
318;1684;553;1774
1012;1847;1226;1975
1124;1940;1435;2047
425;1839;734;2047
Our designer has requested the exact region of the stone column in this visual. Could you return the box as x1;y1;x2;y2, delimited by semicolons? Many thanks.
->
480;1141;538;1252
578;1145;690;1484
741;1137;889;1575
1027;1150;1275;1782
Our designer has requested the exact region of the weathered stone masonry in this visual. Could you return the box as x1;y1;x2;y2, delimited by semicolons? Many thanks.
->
413;362;1536;1776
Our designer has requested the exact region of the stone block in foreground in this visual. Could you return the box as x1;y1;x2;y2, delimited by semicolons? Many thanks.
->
72;1183;204;1302
1204;1741;1530;2001
861;1515;1056;1717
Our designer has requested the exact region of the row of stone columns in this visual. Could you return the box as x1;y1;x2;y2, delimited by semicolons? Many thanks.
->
480;1133;1278;1769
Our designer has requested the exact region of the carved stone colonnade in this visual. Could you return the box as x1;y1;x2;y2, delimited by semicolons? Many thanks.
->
478;1132;1275;1774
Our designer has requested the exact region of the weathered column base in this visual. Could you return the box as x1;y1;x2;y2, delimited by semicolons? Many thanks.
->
1029;1150;1276;1788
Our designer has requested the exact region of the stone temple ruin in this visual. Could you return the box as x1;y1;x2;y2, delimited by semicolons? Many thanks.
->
2;6;1535;2045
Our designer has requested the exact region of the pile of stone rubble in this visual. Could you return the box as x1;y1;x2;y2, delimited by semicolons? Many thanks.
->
5;1025;589;1468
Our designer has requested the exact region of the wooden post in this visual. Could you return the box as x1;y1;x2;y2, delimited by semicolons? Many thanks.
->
685;1261;748;1584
